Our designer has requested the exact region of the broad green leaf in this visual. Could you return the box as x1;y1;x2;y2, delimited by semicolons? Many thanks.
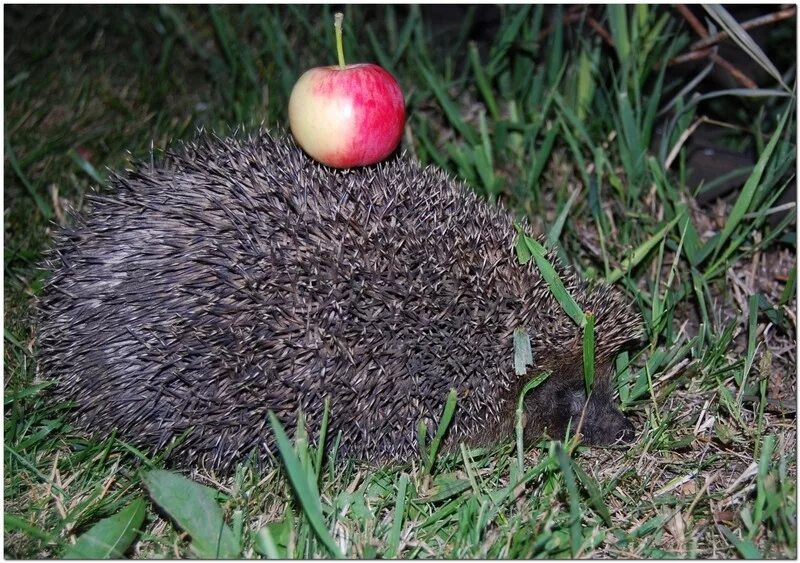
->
62;498;146;559
142;470;240;559
719;525;763;559
255;515;291;559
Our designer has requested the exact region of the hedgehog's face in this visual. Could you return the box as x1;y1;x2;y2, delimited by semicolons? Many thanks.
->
523;370;634;446
562;383;634;444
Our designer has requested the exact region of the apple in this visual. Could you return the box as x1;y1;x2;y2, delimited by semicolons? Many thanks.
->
289;13;405;168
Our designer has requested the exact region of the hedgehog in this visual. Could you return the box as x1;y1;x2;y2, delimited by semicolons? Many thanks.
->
35;131;643;472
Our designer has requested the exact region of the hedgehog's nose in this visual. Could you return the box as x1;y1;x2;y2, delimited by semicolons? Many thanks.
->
598;407;635;445
615;416;635;443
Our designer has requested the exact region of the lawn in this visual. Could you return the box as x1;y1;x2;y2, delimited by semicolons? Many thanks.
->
4;5;796;558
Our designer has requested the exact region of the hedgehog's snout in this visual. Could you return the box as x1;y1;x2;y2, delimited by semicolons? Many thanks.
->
556;384;635;445
589;407;635;444
615;415;635;443
573;390;635;446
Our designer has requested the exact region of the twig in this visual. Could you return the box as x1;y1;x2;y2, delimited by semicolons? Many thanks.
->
709;52;759;89
671;6;760;89
539;12;583;41
675;4;708;37
538;9;615;48
668;46;759;88
670;47;715;66
539;12;585;40
586;17;614;47
691;6;797;51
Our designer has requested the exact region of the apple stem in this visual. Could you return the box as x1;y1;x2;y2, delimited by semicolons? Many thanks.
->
334;12;346;69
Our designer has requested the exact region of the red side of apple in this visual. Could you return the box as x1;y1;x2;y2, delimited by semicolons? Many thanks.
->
289;63;405;168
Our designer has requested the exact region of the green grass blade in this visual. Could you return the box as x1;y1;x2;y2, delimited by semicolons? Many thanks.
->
738;294;759;392
719;525;763;559
554;444;584;557
547;188;580;246
516;228;585;327
5;140;53;219
390;7;419;67
570;462;612;527
527;123;559;195
4;514;55;543
712;105;791;261
385;473;409;557
779;265;796;307
424;388;458;474
582;313;596;395
208;6;238;73
608;5;631;63
254;526;281;559
556;115;592;192
418;64;479;145
267;413;343;558
513;328;534;376
469;42;499;120
703;5;788;91
751;434;777;534
62;498;146;559
515;371;552;471
488;5;531;74
68;148;106;185
575;46;597;120
545;6;564;86
314;398;330;482
416;418;429;469
606;213;683;284
365;25;394;73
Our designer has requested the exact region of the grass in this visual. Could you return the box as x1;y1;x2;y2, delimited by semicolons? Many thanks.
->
4;4;796;559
